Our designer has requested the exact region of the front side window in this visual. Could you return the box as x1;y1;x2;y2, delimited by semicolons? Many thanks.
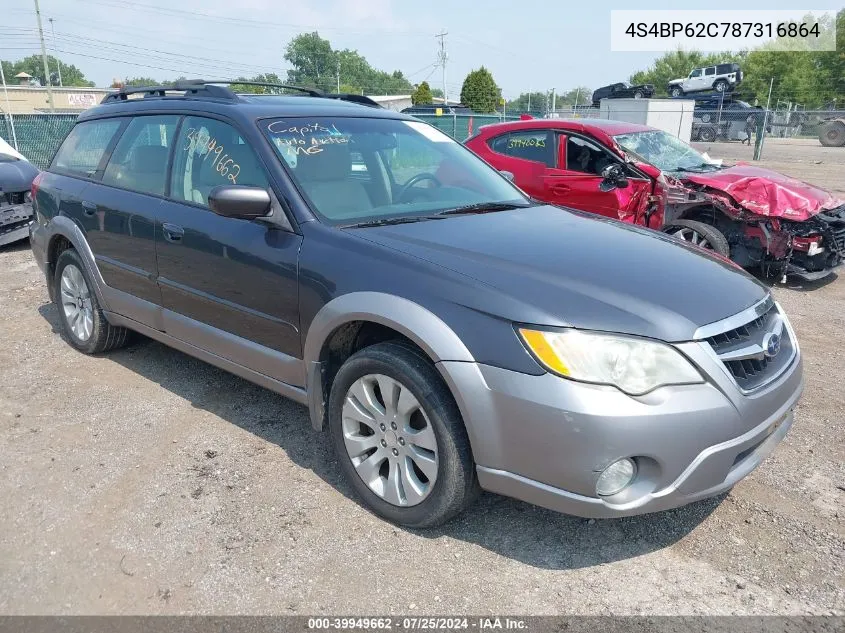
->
170;116;268;207
489;130;553;167
102;115;179;196
690;69;703;78
51;119;122;178
565;136;613;175
262;117;528;224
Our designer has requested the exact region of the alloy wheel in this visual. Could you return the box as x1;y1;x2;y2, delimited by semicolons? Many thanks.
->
671;227;713;250
60;264;94;342
341;374;438;507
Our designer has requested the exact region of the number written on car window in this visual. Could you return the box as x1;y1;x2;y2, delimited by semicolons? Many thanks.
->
183;127;241;184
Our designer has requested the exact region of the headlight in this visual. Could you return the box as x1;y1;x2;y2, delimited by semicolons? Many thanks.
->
24;191;32;203
518;328;703;395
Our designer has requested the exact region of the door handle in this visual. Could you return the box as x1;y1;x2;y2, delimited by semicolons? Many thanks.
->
551;184;571;194
162;223;184;243
81;201;97;217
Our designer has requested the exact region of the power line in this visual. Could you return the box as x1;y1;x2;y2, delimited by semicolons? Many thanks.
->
435;30;448;103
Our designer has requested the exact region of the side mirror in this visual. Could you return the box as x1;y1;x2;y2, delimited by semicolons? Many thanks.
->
600;164;629;192
499;170;515;182
208;185;272;220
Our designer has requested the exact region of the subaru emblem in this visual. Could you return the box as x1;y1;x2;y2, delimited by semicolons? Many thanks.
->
763;332;781;358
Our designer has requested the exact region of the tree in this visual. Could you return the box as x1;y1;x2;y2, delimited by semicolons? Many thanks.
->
431;87;444;99
230;73;285;94
283;31;412;95
118;77;160;87
411;81;433;105
460;67;501;113
506;91;548;114
2;54;94;87
556;86;591;107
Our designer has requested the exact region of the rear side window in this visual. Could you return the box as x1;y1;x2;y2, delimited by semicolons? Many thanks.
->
51;119;122;178
488;130;554;167
705;67;716;76
717;64;736;74
170;116;268;208
102;115;180;196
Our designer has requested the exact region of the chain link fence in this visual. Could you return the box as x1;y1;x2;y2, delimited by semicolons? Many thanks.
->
2;109;843;170
0;113;78;169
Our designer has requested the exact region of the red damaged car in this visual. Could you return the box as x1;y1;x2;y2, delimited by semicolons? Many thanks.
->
464;118;845;280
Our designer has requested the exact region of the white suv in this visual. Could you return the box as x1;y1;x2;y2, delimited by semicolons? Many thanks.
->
668;63;743;97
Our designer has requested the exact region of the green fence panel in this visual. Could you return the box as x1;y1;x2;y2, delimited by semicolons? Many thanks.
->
412;114;520;141
0;114;78;169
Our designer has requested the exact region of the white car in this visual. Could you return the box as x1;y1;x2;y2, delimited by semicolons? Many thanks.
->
667;63;743;97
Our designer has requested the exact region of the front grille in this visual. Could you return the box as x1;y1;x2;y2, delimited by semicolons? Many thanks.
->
704;302;795;392
819;205;845;254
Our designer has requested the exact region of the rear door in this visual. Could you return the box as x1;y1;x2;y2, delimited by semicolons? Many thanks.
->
542;132;652;222
83;114;180;313
156;115;303;385
481;129;554;199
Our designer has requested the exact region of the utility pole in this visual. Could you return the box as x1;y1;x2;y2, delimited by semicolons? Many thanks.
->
435;31;448;105
336;59;340;93
33;0;55;111
49;18;62;87
550;88;556;115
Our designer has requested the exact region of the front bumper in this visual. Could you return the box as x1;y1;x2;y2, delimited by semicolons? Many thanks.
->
0;202;33;247
439;339;803;519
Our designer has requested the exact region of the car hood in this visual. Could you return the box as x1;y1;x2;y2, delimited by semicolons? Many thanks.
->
668;78;684;85
351;206;767;342
679;164;844;221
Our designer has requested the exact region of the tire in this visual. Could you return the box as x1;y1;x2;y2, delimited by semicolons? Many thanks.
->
700;112;713;123
54;248;130;354
670;87;683;97
698;126;717;142
714;80;728;92
819;120;845;147
633;90;644;99
328;341;478;528
664;219;730;257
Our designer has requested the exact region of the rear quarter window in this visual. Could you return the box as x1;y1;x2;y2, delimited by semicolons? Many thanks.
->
51;119;122;178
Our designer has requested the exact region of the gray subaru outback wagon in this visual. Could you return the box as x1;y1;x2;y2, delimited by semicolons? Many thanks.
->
29;81;803;527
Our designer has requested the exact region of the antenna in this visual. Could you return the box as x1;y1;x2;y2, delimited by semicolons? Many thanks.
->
435;30;448;105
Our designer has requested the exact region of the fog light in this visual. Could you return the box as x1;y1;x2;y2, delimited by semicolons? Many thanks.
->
596;458;636;496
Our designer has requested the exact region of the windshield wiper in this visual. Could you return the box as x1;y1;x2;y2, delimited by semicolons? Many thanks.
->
676;162;722;173
435;202;532;216
347;215;447;228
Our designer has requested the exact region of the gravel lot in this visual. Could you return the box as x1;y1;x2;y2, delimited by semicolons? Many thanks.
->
0;142;843;615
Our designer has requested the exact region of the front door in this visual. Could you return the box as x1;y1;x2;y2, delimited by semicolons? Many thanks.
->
156;115;304;386
542;133;651;222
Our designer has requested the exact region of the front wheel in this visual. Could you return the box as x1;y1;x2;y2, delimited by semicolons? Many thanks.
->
664;219;731;258
819;121;845;147
697;126;717;142
633;90;644;99
670;87;683;97
328;341;478;528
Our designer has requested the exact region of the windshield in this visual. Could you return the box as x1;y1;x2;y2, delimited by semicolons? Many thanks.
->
262;117;529;225
613;130;718;173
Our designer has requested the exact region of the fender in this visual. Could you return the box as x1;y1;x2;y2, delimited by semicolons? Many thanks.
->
303;292;476;431
42;216;112;312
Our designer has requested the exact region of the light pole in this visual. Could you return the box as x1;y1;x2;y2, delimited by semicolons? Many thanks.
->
33;0;55;111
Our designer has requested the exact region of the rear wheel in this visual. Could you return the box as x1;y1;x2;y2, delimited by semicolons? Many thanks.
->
670;87;683;97
328;341;478;528
819;120;845;147
714;80;728;92
54;249;130;354
664;219;730;258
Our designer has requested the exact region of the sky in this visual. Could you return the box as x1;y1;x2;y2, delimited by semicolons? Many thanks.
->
3;0;842;99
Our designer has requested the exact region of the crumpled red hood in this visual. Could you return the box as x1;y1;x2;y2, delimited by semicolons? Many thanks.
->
679;165;844;221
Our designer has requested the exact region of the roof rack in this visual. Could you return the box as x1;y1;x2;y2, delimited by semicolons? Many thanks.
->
101;80;382;107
